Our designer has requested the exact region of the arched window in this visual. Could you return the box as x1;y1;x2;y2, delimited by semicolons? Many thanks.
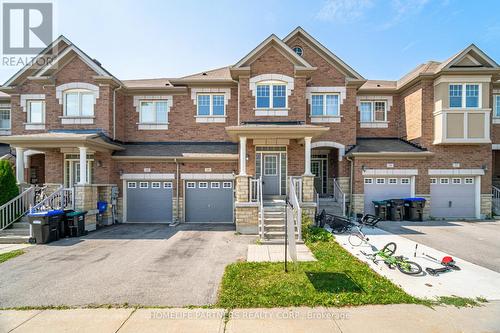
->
63;89;95;117
293;46;303;57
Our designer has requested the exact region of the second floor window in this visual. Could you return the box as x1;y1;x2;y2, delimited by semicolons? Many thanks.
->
256;82;287;109
495;95;500;118
449;83;480;108
140;100;168;123
311;94;340;116
360;101;387;122
27;100;45;123
197;94;225;116
64;90;95;117
0;109;10;129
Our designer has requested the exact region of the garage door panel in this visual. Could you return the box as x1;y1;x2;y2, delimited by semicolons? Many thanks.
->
127;182;173;223
431;183;475;218
364;183;411;215
185;181;233;223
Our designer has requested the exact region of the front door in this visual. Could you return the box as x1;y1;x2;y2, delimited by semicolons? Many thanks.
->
262;153;280;196
311;160;322;194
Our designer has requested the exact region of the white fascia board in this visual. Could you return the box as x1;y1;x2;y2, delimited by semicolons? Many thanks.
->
428;169;485;176
362;169;418;176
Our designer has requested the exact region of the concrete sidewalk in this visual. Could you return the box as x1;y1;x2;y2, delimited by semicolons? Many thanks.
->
247;244;316;262
0;244;30;255
1;302;499;333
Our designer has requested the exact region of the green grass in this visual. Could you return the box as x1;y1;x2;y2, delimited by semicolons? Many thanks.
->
436;296;488;308
0;250;24;264
217;222;421;308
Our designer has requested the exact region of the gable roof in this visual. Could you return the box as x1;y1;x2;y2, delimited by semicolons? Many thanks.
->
3;35;120;87
170;66;234;84
232;34;314;69
283;27;364;80
435;44;499;73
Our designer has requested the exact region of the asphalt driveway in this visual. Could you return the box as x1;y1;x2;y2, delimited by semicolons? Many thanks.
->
0;223;254;308
378;219;500;273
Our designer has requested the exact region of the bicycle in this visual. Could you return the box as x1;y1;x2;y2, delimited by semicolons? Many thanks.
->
362;242;423;275
347;214;381;247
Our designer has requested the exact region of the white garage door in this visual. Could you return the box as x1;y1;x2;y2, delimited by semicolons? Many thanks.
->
430;177;476;218
364;177;412;215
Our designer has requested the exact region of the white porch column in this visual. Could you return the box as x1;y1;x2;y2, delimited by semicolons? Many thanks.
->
239;136;247;176
304;137;313;176
78;147;88;185
15;147;25;184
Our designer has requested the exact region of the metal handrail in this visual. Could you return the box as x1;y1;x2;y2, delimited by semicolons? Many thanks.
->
333;178;346;216
258;177;264;239
30;186;74;213
492;185;500;215
0;186;35;230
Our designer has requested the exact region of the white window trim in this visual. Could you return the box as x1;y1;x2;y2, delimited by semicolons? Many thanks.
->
56;82;99;104
359;100;388;124
388;178;398;184
199;182;208;189
249;74;294;116
400;178;410;184
210;182;220;188
133;96;173;130
310;93;341;118
0;108;11;130
255;81;289;110
376;178;385;184
449;83;482;109
196;94;226;116
263;155;278;176
127;182;137;188
430;178;437;184
26;100;46;128
186;182;196;189
163;182;173;188
493;95;500;122
452;178;461;184
465;178;474;184
62;89;96;119
151;182;161;188
223;181;232;189
364;178;373;184
139;182;149;188
139;100;170;124
440;178;449;184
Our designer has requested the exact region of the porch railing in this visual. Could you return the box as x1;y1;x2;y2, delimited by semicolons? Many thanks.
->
492;186;500;215
0;186;35;230
288;177;302;241
250;177;264;239
333;178;346;216
249;177;259;202
30;186;75;214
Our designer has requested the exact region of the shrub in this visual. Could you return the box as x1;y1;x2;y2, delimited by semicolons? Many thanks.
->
302;212;332;243
0;160;18;206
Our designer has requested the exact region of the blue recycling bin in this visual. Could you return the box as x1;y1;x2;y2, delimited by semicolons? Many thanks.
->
97;201;108;214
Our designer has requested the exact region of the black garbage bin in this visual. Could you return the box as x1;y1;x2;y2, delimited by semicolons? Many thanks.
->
28;210;65;244
65;211;87;237
372;200;388;220
403;198;426;221
388;199;405;221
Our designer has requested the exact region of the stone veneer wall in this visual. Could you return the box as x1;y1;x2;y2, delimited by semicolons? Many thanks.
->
234;175;259;234
481;194;492;218
172;197;184;222
337;177;350;202
351;194;364;215
416;194;431;220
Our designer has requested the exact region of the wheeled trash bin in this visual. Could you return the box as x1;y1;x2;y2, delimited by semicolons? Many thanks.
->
65;211;87;237
403;198;426;221
28;210;65;244
388;199;405;221
372;200;388;220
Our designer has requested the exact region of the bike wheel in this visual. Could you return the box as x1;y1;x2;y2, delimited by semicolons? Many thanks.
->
396;261;422;275
381;242;397;256
332;226;347;234
348;233;364;246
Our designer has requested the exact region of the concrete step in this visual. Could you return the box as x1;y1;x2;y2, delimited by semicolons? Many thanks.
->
264;211;285;216
261;239;304;245
0;228;30;236
11;222;30;229
264;231;299;239
0;235;30;244
263;217;285;223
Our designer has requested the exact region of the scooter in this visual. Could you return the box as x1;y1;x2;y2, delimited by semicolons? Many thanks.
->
423;253;461;276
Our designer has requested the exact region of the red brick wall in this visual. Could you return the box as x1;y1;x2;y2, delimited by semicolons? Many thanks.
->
11;57;113;136
44;149;63;184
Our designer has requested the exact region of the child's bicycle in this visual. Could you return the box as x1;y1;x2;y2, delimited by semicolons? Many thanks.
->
362;242;423;275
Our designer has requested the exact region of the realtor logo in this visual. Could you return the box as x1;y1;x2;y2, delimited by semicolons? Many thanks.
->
2;1;53;55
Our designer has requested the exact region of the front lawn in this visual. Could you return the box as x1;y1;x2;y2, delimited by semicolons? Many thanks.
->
0;250;25;264
217;220;420;308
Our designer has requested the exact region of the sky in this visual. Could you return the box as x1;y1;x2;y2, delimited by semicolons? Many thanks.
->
1;0;499;83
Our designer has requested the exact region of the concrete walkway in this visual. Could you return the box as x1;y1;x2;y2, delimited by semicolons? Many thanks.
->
332;226;500;300
1;302;499;332
247;244;316;262
0;244;30;255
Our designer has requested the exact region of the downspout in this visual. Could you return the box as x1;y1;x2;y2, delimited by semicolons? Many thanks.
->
347;156;354;217
112;85;123;140
175;158;180;224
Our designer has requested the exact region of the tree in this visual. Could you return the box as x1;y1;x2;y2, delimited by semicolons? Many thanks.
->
0;160;18;206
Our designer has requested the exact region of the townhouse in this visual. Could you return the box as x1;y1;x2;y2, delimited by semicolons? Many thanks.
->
0;27;499;236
